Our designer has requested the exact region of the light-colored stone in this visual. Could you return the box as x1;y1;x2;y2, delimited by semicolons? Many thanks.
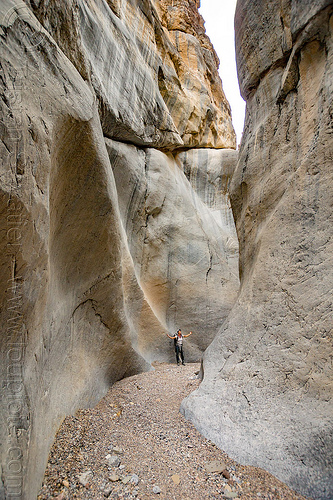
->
182;2;333;500
109;445;123;454
121;475;132;485
109;473;120;482
78;470;93;487
106;454;121;467
34;0;235;149
105;139;239;361
131;474;139;485
102;482;112;496
223;492;238;500
204;460;227;474
0;2;150;499
171;473;180;485
0;1;237;499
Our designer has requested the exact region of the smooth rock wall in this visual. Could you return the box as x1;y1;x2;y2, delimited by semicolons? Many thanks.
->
0;7;150;497
181;2;333;499
33;0;236;149
106;140;239;361
0;0;237;497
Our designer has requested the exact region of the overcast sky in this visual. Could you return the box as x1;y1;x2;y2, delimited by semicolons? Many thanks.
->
199;0;245;146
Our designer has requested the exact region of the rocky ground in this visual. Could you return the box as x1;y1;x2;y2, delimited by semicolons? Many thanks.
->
38;362;312;500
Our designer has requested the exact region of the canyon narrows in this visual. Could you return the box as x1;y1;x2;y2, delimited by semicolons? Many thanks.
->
181;2;333;500
0;0;238;497
0;1;332;500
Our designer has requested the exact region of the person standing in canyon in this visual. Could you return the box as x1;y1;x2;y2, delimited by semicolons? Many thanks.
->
167;329;193;365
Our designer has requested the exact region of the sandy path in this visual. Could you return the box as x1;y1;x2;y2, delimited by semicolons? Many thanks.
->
38;362;311;500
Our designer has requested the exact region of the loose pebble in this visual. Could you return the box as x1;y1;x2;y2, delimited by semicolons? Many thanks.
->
171;474;180;485
222;469;231;479
205;460;227;473
102;483;112;496
131;474;139;485
77;470;93;487
106;454;121;467
109;473;120;482
109;445;123;454
37;363;310;500
223;492;239;499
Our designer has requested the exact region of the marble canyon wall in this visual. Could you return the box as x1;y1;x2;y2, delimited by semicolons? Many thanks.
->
182;1;333;499
0;0;238;497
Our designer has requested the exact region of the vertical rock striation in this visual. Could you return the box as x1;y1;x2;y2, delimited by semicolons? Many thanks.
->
0;0;238;497
181;2;333;500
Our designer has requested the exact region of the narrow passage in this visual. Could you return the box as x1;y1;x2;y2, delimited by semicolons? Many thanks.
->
38;363;310;500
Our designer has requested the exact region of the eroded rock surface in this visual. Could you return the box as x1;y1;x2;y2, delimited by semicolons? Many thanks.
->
106;140;239;362
0;0;237;497
181;2;333;500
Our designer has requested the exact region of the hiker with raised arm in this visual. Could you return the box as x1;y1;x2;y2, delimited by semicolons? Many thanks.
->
166;328;193;365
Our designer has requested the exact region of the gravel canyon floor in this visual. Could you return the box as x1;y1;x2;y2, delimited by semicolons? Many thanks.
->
38;363;312;500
